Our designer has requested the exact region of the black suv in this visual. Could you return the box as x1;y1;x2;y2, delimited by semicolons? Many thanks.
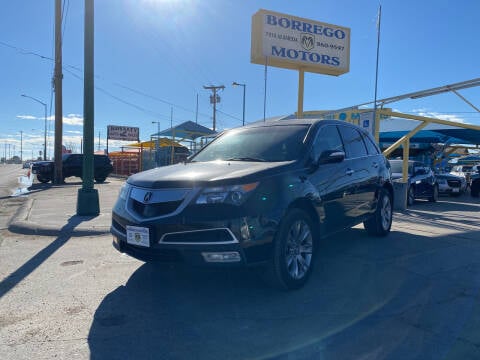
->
32;154;113;183
389;160;438;206
111;120;394;290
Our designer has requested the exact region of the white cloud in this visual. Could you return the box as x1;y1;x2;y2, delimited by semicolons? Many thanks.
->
16;115;37;120
416;111;465;124
66;130;82;134
45;114;84;126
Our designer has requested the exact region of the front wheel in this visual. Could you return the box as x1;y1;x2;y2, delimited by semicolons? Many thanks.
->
407;186;415;206
471;180;480;197
95;177;106;183
264;209;315;290
429;184;439;202
363;188;393;237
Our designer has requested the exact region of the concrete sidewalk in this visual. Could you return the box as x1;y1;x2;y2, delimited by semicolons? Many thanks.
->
8;178;124;237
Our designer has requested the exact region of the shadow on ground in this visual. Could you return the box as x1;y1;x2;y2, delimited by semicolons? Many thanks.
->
88;225;480;360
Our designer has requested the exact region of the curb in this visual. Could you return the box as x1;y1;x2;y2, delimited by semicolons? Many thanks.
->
8;198;111;237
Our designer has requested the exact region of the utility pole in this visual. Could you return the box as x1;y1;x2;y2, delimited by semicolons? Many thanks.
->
20;131;23;162
203;85;224;131
54;0;63;183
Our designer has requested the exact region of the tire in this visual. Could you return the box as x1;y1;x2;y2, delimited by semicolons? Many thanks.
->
429;184;439;202
407;186;415;206
471;180;480;198
264;209;315;290
95;177;106;183
363;188;393;237
37;175;50;183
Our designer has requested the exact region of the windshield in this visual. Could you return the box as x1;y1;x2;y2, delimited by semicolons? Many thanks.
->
389;161;412;174
191;125;310;162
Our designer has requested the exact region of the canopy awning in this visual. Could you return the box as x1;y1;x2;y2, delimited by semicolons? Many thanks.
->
128;138;185;149
152;121;216;140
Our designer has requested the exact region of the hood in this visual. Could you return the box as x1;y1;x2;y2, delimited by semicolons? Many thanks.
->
437;174;463;181
391;172;410;181
128;160;296;188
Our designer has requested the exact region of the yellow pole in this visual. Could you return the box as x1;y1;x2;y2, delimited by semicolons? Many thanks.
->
402;138;410;182
374;110;381;143
297;69;304;119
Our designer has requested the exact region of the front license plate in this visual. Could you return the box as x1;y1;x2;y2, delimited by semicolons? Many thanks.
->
126;226;150;247
452;188;459;193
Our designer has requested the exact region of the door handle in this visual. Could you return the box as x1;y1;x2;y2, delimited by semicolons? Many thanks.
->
372;162;379;168
345;169;354;176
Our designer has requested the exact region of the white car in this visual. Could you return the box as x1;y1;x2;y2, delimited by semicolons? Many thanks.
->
436;173;467;196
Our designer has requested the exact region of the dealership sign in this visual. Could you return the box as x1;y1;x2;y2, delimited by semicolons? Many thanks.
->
251;9;350;76
107;125;139;141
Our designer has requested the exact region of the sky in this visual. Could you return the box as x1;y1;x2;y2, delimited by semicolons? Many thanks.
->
1;0;479;160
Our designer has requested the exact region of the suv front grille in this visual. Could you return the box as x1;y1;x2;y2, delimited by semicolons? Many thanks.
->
131;199;182;218
447;180;461;188
127;187;192;219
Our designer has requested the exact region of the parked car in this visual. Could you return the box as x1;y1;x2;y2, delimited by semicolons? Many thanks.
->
450;165;476;186
111;119;394;290
389;160;438;206
436;173;467;196
22;161;32;169
471;170;480;197
32;154;113;183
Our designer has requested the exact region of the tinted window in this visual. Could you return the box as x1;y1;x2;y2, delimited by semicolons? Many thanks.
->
338;126;368;158
192;125;309;162
363;133;380;155
312;125;345;160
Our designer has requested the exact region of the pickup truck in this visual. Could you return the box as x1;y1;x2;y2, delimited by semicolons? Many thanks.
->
32;154;113;183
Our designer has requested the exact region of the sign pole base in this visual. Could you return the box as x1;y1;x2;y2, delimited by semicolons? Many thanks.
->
77;188;100;216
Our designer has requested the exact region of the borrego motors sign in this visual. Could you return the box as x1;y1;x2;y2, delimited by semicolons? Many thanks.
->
251;9;350;76
107;125;139;141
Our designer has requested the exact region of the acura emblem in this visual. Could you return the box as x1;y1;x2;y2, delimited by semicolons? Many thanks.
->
143;191;153;203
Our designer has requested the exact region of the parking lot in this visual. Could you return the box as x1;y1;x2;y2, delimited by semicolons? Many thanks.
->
1;172;480;359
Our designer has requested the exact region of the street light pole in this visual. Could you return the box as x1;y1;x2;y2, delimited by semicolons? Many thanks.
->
152;121;160;167
232;82;246;126
21;94;47;160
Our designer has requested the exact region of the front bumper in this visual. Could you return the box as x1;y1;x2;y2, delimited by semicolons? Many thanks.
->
111;211;277;267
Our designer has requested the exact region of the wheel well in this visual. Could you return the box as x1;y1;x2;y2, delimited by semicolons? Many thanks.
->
287;198;322;238
383;182;394;202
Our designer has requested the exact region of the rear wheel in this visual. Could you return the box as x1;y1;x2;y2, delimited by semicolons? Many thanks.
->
363;188;393;237
264;209;315;290
36;175;50;183
95;177;106;183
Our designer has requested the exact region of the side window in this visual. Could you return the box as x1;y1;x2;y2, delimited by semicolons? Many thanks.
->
363;132;380;155
338;126;368;159
312;125;345;160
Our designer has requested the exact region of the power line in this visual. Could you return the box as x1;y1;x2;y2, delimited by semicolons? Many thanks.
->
1;40;242;127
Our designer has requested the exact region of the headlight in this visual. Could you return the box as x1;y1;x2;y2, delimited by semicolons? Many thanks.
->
119;183;131;201
196;182;259;206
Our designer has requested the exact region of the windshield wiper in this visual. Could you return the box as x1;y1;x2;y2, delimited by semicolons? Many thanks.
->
226;157;267;162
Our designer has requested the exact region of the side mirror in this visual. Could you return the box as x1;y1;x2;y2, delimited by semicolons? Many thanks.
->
318;150;345;165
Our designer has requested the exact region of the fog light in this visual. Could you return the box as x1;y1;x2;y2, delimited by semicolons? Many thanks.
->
202;252;241;263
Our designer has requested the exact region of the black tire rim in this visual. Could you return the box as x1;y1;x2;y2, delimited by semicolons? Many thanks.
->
284;219;313;280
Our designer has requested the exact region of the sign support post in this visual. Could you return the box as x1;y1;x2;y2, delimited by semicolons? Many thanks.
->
77;0;99;216
297;69;304;119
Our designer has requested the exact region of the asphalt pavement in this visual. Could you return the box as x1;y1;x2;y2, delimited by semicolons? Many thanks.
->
3;168;480;359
